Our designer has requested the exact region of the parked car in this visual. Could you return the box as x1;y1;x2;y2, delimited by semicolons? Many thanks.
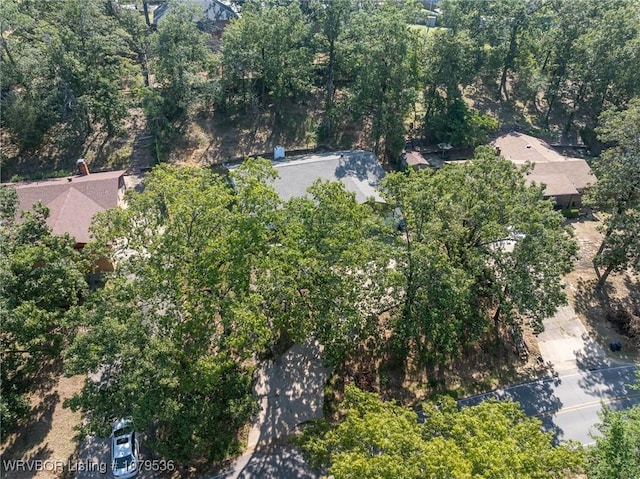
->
111;419;139;478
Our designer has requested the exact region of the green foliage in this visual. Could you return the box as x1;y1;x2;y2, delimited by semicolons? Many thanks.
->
0;187;88;432
152;2;211;121
426;99;498;147
257;179;390;363
0;0;141;147
382;147;577;363
588;405;640;479
300;386;584;479
219;0;313;114
584;99;640;288
343;2;419;158
64;164;266;460
561;208;580;219
64;161;386;460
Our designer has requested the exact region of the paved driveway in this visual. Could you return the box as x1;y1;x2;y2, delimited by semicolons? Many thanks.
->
212;341;329;479
537;303;610;372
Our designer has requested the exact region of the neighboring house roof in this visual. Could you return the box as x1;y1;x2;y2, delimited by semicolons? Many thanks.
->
403;151;430;168
494;132;596;197
154;0;237;24
234;151;385;203
12;170;126;244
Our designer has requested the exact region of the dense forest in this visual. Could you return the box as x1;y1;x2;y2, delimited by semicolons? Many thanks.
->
2;0;640;178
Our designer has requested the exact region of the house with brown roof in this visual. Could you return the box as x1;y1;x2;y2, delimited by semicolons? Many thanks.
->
11;161;126;248
400;151;430;170
493;132;596;209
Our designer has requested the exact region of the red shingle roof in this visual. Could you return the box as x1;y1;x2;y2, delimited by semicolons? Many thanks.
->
12;170;126;244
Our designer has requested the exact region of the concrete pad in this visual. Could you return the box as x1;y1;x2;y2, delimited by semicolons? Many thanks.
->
248;340;329;450
538;301;608;372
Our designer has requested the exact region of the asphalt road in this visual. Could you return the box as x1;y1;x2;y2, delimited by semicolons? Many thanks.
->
458;364;640;444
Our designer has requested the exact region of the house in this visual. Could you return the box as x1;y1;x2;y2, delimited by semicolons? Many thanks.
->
400;151;430;171
231;150;385;204
493;132;596;209
11;161;126;248
154;0;237;36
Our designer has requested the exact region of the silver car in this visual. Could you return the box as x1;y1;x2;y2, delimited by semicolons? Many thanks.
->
110;419;139;479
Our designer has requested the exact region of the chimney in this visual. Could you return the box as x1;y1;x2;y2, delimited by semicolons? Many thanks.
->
76;159;90;176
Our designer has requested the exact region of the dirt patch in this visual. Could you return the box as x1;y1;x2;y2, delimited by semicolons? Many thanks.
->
1;374;84;479
563;217;640;362
326;320;546;416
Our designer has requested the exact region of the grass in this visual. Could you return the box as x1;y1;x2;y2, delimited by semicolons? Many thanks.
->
0;369;84;479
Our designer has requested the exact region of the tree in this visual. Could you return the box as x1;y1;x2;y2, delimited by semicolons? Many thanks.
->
64;163;274;461
584;99;640;288
64;161;388;460
0;0;139;147
421;29;476;123
312;0;356;138
588;405;640;479
151;2;211;121
219;0;313;117
343;2;419;159
382;147;577;363
0;187;88;432
256;179;390;364
439;0;548;102
300;386;583;479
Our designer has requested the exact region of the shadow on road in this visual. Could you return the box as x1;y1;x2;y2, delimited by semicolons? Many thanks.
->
458;376;566;442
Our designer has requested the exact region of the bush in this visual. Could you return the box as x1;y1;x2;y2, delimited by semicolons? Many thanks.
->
561;208;580;218
425;99;498;148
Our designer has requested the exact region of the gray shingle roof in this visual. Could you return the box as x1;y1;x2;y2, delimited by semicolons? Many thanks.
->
268;151;385;203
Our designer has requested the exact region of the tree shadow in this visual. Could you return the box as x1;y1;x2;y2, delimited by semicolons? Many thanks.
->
572;275;639;363
333;151;384;183
194;97;323;165
1;392;59;479
211;444;324;479
214;341;328;478
457;376;565;442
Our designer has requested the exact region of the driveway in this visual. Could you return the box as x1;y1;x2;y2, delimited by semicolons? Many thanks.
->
537;302;610;373
460;293;640;445
211;341;329;479
74;342;328;479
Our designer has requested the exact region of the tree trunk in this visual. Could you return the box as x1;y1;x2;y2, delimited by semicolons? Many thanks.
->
497;23;519;101
142;0;151;27
596;263;615;290
141;51;150;87
563;83;585;136
1;38;16;68
324;39;336;138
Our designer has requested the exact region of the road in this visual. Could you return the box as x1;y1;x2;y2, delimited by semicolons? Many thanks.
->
458;364;640;444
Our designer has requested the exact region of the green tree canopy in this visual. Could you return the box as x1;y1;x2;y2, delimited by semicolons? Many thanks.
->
151;1;211;121
300;386;583;479
64;160;388;460
383;147;577;363
219;0;313;115
584;98;640;288
64;163;271;460
0;0;140;147
588;405;640;479
0;186;88;431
